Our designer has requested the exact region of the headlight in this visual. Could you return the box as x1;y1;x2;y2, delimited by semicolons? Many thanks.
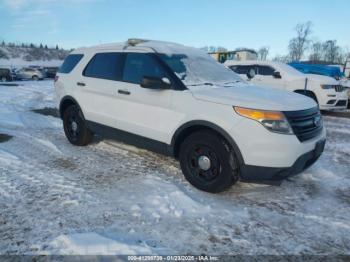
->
234;107;293;135
321;84;334;89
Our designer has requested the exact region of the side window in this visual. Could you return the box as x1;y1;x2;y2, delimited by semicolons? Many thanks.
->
59;54;84;74
231;65;255;75
83;52;124;81
123;53;167;84
257;66;275;76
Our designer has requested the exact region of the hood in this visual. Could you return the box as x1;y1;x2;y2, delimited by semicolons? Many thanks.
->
340;79;350;88
190;83;317;111
305;74;339;84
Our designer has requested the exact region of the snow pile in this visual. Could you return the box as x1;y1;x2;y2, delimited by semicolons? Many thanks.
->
49;233;152;255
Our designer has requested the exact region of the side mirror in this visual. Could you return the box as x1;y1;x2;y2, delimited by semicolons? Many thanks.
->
247;68;256;80
273;71;282;79
141;76;171;90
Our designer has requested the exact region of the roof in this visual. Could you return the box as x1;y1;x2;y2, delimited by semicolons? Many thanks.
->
72;38;201;55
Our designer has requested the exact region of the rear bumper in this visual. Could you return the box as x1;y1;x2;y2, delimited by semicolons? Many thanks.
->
240;139;326;183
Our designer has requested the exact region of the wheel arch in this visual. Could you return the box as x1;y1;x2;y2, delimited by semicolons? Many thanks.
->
170;120;244;166
294;89;318;103
59;96;83;119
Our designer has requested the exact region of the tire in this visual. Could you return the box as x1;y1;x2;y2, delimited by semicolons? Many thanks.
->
63;105;93;146
179;130;239;193
1;76;6;82
32;75;39;81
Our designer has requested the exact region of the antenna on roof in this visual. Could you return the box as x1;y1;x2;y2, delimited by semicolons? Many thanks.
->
127;38;149;46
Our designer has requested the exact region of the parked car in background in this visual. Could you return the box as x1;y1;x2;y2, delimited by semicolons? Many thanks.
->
55;39;326;193
0;68;12;82
15;67;44;81
10;68;17;81
225;60;348;111
44;67;59;78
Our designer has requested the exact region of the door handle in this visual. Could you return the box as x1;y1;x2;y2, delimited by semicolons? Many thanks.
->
77;82;86;86
118;89;130;95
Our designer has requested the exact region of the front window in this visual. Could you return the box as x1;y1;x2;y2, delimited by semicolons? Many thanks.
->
158;52;242;87
123;53;168;84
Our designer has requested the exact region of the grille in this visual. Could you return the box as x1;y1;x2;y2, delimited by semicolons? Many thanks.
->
284;107;323;142
335;85;346;92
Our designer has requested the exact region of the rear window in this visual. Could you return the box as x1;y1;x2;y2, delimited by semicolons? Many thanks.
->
83;52;124;81
58;54;84;74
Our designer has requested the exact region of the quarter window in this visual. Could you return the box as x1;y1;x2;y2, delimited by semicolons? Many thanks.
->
59;54;84;74
123;53;167;84
83;53;124;81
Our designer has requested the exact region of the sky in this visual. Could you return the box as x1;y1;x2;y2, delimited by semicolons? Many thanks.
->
0;0;349;57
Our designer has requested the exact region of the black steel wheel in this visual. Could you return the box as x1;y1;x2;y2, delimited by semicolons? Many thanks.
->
63;105;93;146
179;130;239;193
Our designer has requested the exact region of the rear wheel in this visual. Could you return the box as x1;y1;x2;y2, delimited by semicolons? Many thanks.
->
1;76;6;82
32;75;39;81
63;105;93;146
179;130;239;193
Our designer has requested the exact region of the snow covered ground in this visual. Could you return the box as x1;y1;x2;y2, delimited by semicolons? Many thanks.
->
0;80;349;255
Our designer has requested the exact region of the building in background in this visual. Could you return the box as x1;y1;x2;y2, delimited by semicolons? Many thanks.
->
209;48;258;63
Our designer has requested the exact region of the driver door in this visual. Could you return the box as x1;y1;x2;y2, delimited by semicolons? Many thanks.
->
113;52;183;143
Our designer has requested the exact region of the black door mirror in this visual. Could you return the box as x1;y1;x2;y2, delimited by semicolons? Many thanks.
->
247;68;256;80
273;71;282;79
141;76;171;90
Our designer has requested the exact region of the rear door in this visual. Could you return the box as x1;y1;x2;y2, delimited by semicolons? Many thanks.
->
77;52;126;128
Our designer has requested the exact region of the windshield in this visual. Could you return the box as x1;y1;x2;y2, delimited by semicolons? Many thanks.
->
158;52;243;87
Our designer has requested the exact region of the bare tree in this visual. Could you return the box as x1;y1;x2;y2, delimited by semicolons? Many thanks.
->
272;55;290;63
309;41;323;62
258;46;269;61
322;40;341;64
288;21;312;61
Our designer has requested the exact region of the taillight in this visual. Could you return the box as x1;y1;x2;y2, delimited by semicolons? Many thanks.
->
54;75;59;83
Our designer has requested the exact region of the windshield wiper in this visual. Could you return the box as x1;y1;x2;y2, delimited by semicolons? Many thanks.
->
187;82;213;86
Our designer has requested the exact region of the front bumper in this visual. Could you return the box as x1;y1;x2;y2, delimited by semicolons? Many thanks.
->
318;89;348;110
240;139;326;183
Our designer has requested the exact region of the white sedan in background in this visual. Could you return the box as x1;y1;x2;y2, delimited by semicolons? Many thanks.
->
225;60;348;111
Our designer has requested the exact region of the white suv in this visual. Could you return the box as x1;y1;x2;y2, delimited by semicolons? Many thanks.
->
55;39;326;193
225;60;348;111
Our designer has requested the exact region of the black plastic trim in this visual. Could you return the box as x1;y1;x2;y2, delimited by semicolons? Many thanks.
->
86;121;173;156
240;139;326;183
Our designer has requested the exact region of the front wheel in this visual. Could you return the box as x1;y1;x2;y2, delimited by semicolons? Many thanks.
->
179;131;239;193
63;105;93;146
1;76;6;82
